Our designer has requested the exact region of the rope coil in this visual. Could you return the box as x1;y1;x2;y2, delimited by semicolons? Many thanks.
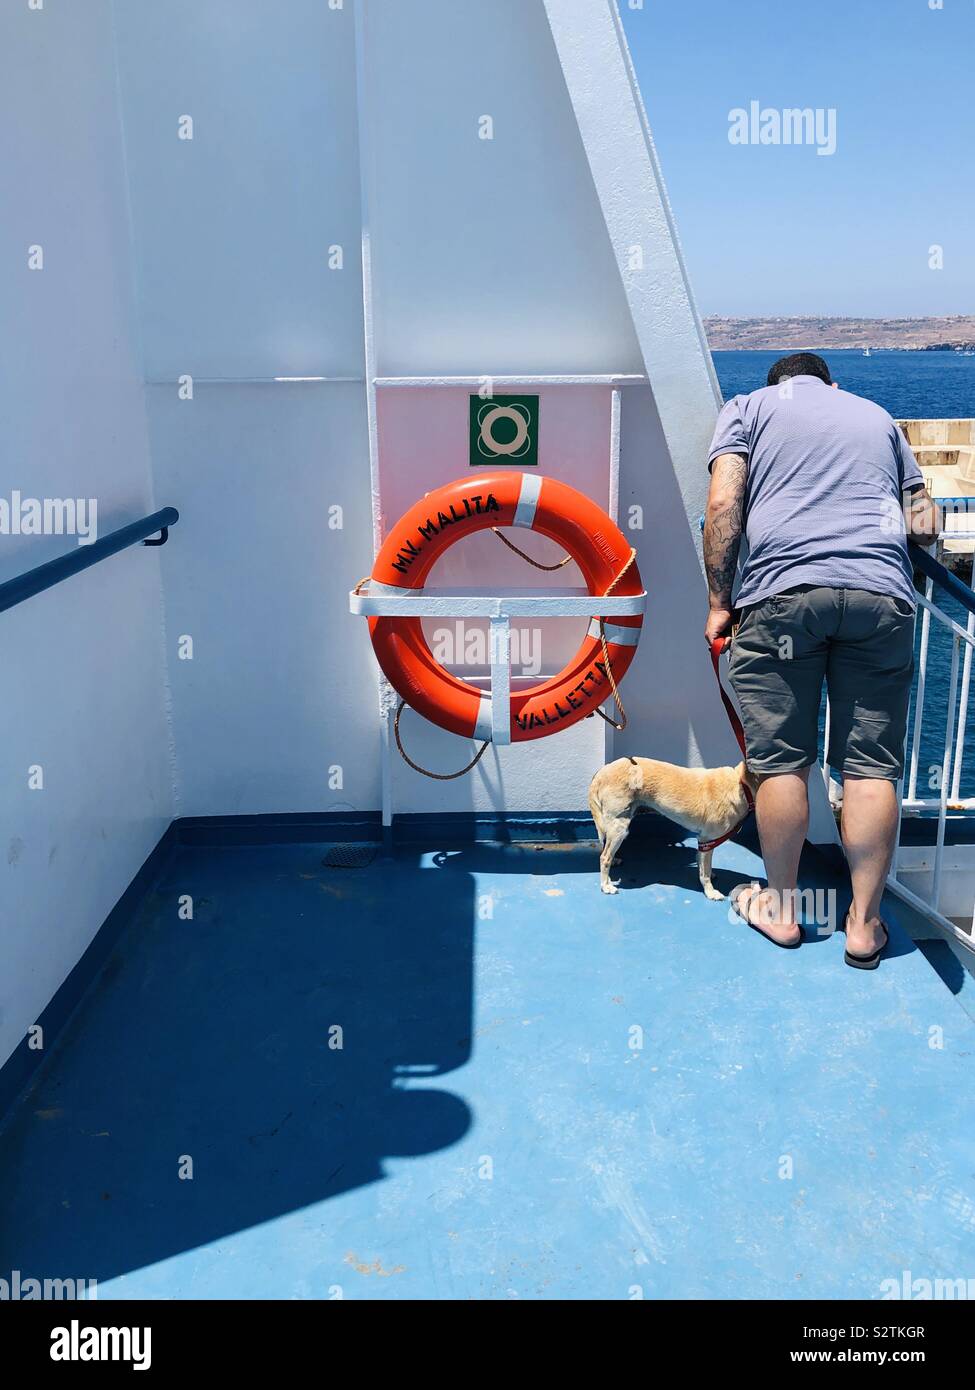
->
489;528;574;572
393;700;491;780
592;545;636;734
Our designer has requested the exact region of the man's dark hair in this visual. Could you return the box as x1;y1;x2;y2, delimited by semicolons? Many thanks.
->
766;352;832;387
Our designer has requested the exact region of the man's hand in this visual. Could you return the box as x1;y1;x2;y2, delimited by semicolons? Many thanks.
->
705;605;734;647
903;484;942;546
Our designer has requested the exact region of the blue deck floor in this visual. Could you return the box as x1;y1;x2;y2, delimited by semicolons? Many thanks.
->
2;831;975;1300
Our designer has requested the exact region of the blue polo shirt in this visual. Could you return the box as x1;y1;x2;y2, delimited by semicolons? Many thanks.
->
708;375;924;607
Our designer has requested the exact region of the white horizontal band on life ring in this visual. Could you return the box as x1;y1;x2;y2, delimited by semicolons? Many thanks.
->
587;619;641;646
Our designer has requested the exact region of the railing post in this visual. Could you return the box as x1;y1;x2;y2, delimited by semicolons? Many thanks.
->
908;577;933;802
934;633;961;913
951;606;975;801
490;615;512;746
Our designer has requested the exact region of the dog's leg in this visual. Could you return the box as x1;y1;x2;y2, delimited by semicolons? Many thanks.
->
698;847;725;901
589;792;605;852
600;817;630;894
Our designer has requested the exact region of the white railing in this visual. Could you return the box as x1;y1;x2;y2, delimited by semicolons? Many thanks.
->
867;505;975;950
886;582;975;949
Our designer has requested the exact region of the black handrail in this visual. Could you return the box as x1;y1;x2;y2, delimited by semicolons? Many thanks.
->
0;507;178;616
909;542;975;620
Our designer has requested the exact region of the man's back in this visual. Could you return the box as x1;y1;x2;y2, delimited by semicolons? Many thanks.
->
708;373;923;607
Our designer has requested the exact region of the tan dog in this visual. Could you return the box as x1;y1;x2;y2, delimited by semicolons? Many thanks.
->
589;756;758;898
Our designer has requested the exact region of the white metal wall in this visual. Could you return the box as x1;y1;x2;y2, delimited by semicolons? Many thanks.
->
361;0;644;379
114;0;365;380
110;0;724;819
0;0;174;1072
113;0;382;816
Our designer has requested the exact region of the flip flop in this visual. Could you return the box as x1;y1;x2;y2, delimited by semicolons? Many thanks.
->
843;914;889;971
729;883;802;949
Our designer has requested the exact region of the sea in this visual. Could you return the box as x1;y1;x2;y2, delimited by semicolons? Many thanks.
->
711;349;975;799
711;347;975;420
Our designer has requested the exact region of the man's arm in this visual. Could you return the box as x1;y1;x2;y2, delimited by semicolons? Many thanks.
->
903;484;942;546
703;451;748;644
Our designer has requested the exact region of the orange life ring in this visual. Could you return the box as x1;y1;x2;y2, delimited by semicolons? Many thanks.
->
368;473;644;742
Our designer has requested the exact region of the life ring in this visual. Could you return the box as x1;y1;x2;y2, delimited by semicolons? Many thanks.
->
367;472;644;742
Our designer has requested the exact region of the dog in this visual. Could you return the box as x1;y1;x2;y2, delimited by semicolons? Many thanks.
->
589;756;758;898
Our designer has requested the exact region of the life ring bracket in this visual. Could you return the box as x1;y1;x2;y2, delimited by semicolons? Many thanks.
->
349;585;647;619
350;583;646;747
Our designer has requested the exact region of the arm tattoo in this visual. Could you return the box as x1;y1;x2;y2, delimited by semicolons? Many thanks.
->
704;453;747;608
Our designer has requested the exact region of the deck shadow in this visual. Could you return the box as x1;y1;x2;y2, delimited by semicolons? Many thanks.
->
428;836;922;959
0;843;475;1289
433;839;748;900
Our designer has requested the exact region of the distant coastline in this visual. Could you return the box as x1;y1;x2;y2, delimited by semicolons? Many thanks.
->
705;316;975;353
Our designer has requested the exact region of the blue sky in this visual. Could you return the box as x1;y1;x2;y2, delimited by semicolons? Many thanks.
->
620;0;975;318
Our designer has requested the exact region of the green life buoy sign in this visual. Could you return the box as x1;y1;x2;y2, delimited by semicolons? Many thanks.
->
469;394;539;467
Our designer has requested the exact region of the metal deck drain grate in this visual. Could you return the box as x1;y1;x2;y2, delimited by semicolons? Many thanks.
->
322;844;377;869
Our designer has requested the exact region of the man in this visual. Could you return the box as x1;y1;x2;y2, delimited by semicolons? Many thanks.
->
703;352;941;963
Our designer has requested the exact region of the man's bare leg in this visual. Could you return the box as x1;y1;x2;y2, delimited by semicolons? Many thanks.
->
742;769;810;945
841;775;898;954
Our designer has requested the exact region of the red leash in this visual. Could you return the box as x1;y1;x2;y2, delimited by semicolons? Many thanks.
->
709;636;749;758
698;636;754;853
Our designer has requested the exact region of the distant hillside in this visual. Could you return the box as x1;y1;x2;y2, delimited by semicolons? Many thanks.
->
705;316;975;352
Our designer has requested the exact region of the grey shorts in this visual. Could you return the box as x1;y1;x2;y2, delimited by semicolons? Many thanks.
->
728;586;916;781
